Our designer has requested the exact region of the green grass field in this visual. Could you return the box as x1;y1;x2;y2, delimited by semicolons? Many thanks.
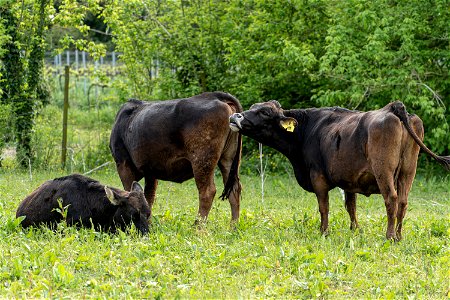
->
0;166;448;299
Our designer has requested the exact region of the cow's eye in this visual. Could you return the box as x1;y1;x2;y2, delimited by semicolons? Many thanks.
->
260;110;270;116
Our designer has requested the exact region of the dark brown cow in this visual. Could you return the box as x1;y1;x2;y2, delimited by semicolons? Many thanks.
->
16;174;150;233
110;92;242;224
230;100;449;240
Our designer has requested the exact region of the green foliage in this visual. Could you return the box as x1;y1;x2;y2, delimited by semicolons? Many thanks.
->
0;0;109;168
101;0;449;156
3;0;450;171
0;170;448;298
0;0;52;166
317;0;449;152
103;0;327;107
52;0;106;55
0;103;13;166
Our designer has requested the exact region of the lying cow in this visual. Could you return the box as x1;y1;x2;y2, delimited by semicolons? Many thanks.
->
230;100;449;240
16;174;150;234
110;92;242;224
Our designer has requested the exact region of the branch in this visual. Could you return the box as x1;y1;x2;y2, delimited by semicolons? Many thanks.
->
89;28;115;37
142;3;172;38
83;161;112;176
417;82;445;109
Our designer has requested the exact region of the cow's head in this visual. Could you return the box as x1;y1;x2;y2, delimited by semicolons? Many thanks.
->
105;182;150;234
229;100;297;144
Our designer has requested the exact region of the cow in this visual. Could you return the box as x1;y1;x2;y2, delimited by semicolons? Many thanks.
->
229;100;450;240
110;91;242;225
16;174;150;234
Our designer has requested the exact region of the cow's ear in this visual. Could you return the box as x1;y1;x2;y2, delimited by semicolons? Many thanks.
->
270;100;282;108
279;117;297;132
131;181;144;193
105;186;121;206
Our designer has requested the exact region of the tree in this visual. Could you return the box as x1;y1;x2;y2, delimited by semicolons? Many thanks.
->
103;0;449;158
103;0;232;99
220;0;328;108
0;2;27;165
103;0;328;107
0;0;52;166
0;0;105;167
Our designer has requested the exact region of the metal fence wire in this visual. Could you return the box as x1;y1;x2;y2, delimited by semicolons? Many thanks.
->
30;51;126;172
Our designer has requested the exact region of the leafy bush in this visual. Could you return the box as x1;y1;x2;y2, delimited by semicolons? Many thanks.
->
102;0;449;156
0;103;13;166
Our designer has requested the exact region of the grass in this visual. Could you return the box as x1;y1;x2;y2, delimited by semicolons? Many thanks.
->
0;166;448;299
1;76;449;298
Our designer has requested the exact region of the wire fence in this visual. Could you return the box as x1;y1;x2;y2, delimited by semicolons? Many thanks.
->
20;51;128;172
45;50;122;73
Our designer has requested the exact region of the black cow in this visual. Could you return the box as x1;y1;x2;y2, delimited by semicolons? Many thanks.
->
110;92;242;224
230;100;449;240
16;174;150;234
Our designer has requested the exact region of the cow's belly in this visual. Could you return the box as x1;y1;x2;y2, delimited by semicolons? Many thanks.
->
335;172;380;196
140;157;194;183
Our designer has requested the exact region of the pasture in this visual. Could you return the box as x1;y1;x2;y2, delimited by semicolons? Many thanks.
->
0;167;448;298
2;2;449;298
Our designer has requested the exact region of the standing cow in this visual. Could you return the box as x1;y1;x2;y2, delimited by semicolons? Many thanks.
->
16;174;150;234
229;100;449;240
110;92;242;224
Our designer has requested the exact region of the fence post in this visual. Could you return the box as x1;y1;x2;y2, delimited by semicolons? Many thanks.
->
66;50;70;65
82;51;87;95
112;51;116;75
75;49;79;70
61;65;70;169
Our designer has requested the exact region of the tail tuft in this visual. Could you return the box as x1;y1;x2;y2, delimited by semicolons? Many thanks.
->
435;156;450;171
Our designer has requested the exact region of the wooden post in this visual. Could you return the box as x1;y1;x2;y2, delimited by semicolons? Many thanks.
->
61;65;70;168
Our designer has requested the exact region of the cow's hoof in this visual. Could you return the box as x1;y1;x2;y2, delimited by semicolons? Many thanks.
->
350;223;359;231
320;229;329;237
229;219;238;231
385;232;400;242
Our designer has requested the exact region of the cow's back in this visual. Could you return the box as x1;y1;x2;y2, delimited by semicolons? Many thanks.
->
16;174;110;228
16;180;65;227
110;99;145;166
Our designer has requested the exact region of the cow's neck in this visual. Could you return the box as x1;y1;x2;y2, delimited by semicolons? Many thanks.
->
280;109;315;191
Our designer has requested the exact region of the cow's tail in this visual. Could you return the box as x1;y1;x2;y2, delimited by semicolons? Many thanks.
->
215;92;243;200
220;133;242;200
391;101;450;171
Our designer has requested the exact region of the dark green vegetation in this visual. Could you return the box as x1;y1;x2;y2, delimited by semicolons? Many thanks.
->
0;0;449;166
0;169;448;298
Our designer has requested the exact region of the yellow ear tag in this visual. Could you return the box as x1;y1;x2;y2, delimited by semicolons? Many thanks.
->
280;119;296;132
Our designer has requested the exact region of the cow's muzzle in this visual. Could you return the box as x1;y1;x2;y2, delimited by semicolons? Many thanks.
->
229;113;244;132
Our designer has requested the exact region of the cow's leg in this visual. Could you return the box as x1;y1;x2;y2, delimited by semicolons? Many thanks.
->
381;178;399;240
218;158;242;223
116;160;142;191
144;176;158;220
372;162;399;240
193;171;217;225
368;115;403;240
395;178;411;241
316;192;330;234
344;191;358;230
191;154;218;225
395;116;422;240
311;172;330;234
